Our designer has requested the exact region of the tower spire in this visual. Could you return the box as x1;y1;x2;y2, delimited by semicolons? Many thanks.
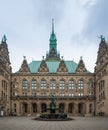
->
45;19;60;61
52;18;54;34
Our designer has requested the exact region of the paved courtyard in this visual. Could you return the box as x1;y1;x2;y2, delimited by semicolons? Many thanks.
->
0;116;108;130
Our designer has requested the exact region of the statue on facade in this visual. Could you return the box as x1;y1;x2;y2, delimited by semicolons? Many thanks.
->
2;35;7;42
98;35;105;42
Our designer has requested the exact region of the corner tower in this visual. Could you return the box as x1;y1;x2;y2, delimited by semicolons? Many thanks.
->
45;19;60;61
95;35;108;116
0;35;11;116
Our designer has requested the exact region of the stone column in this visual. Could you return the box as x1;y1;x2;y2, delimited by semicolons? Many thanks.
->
83;103;86;116
20;103;23;115
56;102;59;113
29;102;32;115
28;102;31;114
65;102;68;113
17;102;20;116
37;102;41;114
86;102;89;115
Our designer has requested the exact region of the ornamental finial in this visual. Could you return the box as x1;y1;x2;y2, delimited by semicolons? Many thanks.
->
61;56;64;60
80;56;82;60
23;56;26;60
42;56;44;60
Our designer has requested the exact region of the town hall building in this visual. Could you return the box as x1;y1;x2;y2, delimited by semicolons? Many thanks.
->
0;20;108;116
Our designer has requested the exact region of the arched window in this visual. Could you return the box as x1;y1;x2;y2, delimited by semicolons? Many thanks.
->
41;80;46;89
78;80;84;89
32;79;37;89
69;80;74;89
50;80;56;89
60;80;65;90
22;79;28;89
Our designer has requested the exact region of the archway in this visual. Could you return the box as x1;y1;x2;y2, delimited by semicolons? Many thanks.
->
32;103;37;113
78;103;84;115
59;103;65;113
68;103;74;113
22;103;28;114
41;103;47;113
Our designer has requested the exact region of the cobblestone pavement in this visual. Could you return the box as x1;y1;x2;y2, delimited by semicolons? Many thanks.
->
0;116;108;130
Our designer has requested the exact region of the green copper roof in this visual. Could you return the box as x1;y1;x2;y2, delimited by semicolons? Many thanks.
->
28;61;41;73
65;61;78;73
28;60;78;73
46;61;60;73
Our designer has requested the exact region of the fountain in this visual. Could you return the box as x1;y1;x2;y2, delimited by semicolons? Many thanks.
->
35;94;72;121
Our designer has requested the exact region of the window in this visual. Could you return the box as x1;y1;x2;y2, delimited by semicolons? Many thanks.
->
2;91;3;100
69;93;74;97
60;80;65;89
41;80;46;89
22;92;27;96
32;92;36;96
103;91;105;99
2;80;8;91
41;92;46;96
78;93;83;96
50;80;56;89
69;80;74;89
22;79;28;89
89;92;92;96
32;80;37;89
60;93;65;96
78;80;84;89
13;92;17;96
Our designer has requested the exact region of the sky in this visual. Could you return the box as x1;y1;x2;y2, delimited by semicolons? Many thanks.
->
0;0;108;72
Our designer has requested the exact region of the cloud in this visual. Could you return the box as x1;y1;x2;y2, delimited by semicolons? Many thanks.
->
0;0;107;73
83;0;108;41
33;0;66;23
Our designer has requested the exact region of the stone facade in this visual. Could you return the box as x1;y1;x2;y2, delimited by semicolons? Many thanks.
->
0;24;108;117
11;72;94;116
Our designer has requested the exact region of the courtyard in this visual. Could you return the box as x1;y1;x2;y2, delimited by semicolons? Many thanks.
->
0;116;108;130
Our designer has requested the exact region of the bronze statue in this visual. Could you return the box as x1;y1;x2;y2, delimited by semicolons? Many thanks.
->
50;94;56;113
98;35;105;42
2;35;7;42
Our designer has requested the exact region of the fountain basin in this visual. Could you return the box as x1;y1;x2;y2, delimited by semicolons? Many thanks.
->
34;113;73;121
